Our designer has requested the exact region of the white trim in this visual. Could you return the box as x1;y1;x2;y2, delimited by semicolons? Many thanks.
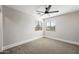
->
3;36;43;50
45;36;79;46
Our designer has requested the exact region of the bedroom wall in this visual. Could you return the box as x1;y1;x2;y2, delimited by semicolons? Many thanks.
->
0;6;3;51
44;11;79;44
3;6;43;48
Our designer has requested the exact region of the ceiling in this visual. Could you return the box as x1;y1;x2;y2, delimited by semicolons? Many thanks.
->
5;5;79;18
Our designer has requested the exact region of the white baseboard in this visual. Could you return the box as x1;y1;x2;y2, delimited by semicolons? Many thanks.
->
3;36;43;50
45;36;79;46
3;36;79;51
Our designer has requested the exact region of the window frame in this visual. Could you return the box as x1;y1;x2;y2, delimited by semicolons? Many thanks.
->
46;20;56;31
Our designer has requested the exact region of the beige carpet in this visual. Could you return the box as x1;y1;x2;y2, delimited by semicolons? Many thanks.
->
2;37;79;54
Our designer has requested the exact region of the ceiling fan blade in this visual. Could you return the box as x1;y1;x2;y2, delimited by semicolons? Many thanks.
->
36;11;44;13
40;13;45;16
46;5;52;11
49;11;59;13
48;5;52;10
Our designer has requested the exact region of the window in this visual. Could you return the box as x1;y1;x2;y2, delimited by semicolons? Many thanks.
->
47;21;50;27
35;20;42;31
46;20;56;31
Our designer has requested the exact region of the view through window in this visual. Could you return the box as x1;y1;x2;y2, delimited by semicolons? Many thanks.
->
35;20;42;31
46;20;56;31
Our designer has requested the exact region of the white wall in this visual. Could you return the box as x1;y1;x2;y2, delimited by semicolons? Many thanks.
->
3;6;43;47
0;6;3;51
44;11;79;44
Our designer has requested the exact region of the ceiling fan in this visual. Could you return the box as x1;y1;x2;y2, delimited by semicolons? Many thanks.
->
36;5;59;15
